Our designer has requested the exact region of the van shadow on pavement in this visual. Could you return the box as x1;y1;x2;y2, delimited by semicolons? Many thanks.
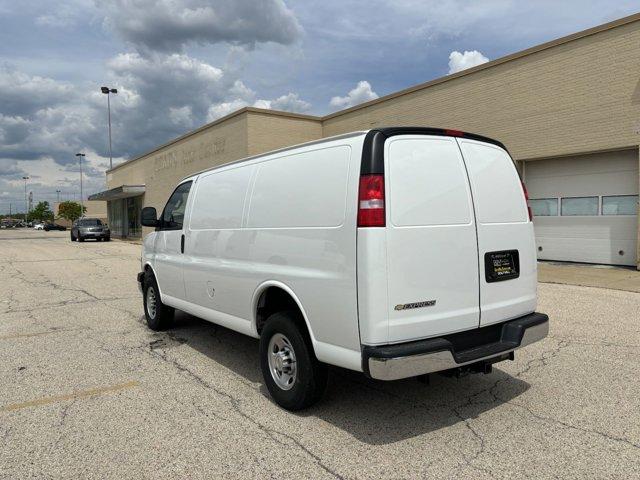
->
156;311;529;445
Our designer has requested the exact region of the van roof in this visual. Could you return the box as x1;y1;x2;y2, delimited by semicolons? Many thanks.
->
372;127;506;150
182;127;507;181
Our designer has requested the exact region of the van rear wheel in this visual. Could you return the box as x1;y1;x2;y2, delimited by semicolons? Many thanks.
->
143;272;174;330
260;311;327;410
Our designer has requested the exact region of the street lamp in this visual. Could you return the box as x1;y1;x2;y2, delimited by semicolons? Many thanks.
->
101;86;118;170
75;153;86;212
22;176;29;222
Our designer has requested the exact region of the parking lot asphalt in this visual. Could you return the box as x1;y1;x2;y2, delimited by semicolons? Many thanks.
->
1;229;638;479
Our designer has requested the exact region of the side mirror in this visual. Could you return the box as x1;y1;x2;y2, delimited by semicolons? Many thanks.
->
141;206;159;227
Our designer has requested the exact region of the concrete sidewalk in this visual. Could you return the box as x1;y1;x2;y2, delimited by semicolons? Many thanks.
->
538;261;640;293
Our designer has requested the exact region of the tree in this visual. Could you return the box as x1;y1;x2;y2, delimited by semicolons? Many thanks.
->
27;201;54;222
57;201;86;222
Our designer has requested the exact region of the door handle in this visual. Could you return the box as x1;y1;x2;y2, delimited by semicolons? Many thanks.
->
180;234;185;254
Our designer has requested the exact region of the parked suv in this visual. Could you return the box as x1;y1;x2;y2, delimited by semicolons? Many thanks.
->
137;127;549;410
71;218;110;242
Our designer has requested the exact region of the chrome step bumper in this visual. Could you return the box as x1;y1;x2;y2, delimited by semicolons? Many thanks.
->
363;312;549;381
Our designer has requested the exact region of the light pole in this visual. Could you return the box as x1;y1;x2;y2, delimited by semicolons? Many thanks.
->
101;86;118;170
75;153;85;212
22;176;29;222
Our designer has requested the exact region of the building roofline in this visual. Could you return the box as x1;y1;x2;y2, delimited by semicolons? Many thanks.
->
107;107;322;174
322;11;640;120
244;107;321;122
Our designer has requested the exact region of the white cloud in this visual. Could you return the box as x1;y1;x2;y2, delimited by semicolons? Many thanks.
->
254;93;311;113
448;50;489;74
0;66;74;116
206;93;312;122
169;105;193;127
108;52;224;84
99;0;303;53
206;99;249;122
329;81;378;110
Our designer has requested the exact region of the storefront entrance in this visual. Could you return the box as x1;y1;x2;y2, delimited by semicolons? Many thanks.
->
108;196;143;238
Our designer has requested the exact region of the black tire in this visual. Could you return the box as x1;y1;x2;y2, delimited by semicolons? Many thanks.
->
143;271;174;331
105;237;111;242
70;232;76;241
78;235;85;242
260;311;328;410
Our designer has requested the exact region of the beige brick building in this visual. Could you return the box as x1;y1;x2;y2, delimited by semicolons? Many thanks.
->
91;13;640;268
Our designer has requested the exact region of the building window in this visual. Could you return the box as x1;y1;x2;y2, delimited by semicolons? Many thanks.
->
126;196;142;237
560;196;598;216
108;199;124;237
602;195;638;216
529;198;558;216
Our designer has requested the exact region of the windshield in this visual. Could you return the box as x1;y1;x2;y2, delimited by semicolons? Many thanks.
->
79;219;102;226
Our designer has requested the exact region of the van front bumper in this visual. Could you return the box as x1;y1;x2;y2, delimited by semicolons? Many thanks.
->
363;312;549;381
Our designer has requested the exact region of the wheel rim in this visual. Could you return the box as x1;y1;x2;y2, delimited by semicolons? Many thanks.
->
268;333;297;391
146;286;157;320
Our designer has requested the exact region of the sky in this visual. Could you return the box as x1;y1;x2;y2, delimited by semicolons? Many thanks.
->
0;0;638;214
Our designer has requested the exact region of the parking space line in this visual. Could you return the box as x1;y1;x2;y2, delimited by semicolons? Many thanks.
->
0;330;67;341
1;380;140;413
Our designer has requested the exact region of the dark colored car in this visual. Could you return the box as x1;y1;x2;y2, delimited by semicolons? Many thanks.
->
71;218;111;242
43;223;67;231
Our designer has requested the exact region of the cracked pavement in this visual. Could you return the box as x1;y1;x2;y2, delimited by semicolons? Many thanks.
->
1;229;639;479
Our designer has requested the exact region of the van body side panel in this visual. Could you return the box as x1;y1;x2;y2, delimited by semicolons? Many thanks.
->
246;143;362;357
246;144;362;354
164;295;257;338
457;139;537;325
184;164;256;326
383;136;480;343
177;139;362;368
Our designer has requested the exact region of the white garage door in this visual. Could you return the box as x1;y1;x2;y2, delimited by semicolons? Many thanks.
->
525;149;638;266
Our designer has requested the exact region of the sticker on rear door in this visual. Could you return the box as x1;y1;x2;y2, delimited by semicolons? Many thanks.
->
484;250;520;282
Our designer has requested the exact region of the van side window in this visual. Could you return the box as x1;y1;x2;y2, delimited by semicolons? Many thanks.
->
161;181;192;230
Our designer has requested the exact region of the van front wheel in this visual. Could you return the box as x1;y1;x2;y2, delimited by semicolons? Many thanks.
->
260;311;327;410
143;272;174;330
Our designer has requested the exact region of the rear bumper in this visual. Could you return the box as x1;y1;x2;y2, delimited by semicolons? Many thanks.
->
363;312;549;380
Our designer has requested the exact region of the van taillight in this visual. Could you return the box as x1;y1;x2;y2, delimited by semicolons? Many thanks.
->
358;174;385;227
521;181;533;221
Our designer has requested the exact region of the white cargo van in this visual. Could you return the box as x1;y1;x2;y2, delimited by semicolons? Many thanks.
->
138;127;549;410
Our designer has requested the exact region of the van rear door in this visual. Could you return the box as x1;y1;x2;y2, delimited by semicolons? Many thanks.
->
456;139;537;326
384;135;480;343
